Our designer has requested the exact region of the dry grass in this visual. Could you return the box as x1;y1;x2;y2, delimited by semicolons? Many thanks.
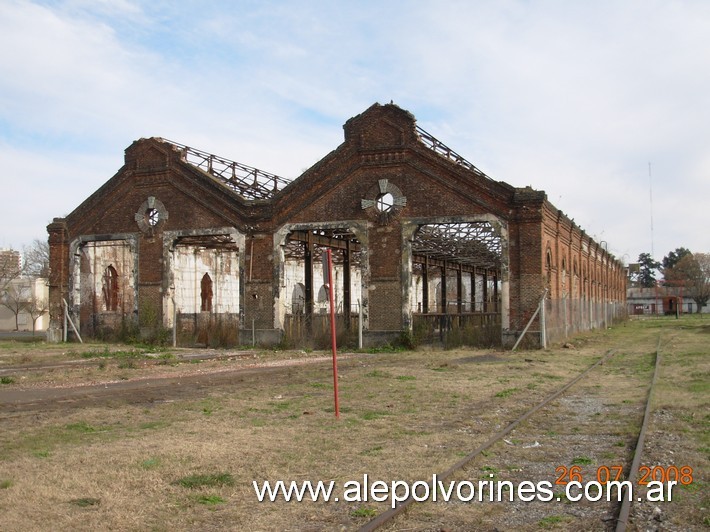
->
0;317;707;531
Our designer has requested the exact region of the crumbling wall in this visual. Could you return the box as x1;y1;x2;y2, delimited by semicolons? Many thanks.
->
73;239;137;336
172;246;240;315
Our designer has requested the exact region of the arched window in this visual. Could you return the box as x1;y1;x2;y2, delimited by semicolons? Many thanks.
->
317;284;329;303
201;273;213;312
292;283;305;314
102;265;119;311
561;256;567;291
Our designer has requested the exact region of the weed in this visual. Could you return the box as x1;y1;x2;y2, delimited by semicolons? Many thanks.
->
495;388;518;398
365;369;391;378
33;450;50;458
140;457;161;469
69;497;100;507
571;456;593;465
396;375;416;381
118;359;137;369
362;445;384;455
538;515;565;528
367;343;404;354
0;479;12;489
679;480;701;493
554;491;569;503
195;494;226;505
481;466;499;479
351;508;377;518
688;381;709;393
174;472;235;489
0;376;14;384
65;421;97;433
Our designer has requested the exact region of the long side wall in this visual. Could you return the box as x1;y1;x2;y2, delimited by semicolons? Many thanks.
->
540;202;627;344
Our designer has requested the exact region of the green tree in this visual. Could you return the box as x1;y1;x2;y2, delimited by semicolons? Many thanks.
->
635;252;660;288
664;252;710;313
662;247;692;273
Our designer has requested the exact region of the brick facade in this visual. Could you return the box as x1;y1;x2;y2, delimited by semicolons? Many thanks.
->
48;103;626;347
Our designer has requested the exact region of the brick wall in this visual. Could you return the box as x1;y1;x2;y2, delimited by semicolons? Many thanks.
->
48;103;626;347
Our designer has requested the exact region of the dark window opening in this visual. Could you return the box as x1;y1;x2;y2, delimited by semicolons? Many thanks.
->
201;273;213;312
103;265;119;311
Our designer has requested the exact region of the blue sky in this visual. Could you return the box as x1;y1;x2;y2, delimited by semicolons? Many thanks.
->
1;0;708;265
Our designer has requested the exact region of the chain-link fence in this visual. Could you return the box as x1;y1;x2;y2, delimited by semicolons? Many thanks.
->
543;298;627;345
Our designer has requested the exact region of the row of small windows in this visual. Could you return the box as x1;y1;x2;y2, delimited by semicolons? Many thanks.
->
546;249;621;280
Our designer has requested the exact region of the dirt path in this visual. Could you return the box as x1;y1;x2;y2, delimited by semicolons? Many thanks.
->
0;353;347;413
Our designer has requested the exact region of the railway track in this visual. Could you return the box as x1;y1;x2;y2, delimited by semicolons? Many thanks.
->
360;335;666;531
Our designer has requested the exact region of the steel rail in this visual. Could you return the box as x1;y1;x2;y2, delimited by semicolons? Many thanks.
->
359;348;618;532
615;334;663;531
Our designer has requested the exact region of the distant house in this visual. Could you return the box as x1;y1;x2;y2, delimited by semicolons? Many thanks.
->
0;248;21;274
0;277;50;332
627;286;708;315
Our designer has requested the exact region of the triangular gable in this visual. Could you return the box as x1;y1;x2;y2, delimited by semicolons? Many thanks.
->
270;103;520;223
64;138;256;237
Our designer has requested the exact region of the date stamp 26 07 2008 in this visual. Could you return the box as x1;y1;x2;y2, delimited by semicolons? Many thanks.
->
554;464;693;502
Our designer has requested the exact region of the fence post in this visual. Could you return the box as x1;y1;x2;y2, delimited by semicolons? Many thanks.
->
563;294;568;338
62;299;83;343
540;296;547;349
513;289;548;351
358;299;363;350
171;297;177;347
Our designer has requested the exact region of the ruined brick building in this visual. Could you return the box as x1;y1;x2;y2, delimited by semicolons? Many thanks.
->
47;103;626;347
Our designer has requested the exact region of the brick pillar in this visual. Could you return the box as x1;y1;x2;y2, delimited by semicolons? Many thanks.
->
367;224;402;331
47;218;69;342
243;234;276;342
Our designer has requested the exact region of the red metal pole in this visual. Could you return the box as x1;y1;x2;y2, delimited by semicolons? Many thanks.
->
326;249;340;419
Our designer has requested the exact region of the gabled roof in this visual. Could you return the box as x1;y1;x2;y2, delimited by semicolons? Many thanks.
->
154;103;516;203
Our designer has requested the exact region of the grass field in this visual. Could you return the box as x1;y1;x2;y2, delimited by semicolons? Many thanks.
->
0;316;707;530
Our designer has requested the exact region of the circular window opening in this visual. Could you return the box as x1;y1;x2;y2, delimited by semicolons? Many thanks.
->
146;208;160;227
376;192;394;213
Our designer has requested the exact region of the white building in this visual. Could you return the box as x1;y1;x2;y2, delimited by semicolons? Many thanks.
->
627;286;709;315
0;277;50;332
